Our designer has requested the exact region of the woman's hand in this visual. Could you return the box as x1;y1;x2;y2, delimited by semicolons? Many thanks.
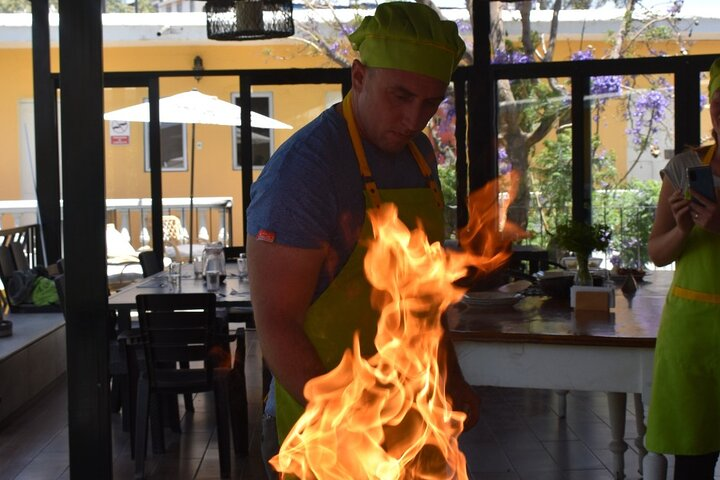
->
668;189;693;233
689;187;720;234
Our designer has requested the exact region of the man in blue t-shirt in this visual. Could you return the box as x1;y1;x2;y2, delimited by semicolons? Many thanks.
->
246;3;479;476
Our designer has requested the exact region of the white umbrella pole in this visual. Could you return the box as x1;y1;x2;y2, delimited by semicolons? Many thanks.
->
189;123;195;264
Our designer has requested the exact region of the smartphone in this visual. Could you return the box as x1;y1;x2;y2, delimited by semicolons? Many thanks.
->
687;165;717;204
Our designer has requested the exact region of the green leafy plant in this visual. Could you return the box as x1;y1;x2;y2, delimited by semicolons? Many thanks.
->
552;221;612;258
595;179;660;269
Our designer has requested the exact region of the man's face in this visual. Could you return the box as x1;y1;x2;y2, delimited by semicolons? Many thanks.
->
352;62;448;154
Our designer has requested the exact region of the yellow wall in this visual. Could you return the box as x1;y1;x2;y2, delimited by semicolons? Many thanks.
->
0;48;37;199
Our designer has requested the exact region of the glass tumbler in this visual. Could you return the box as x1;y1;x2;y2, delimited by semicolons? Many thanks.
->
168;262;181;289
237;253;248;281
206;270;220;291
193;255;203;278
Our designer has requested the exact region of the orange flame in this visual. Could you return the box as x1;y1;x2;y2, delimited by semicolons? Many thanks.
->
272;173;522;479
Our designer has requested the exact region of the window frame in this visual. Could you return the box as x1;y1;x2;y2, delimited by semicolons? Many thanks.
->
230;91;275;170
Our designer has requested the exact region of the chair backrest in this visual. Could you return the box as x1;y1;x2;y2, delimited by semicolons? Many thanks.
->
135;293;218;390
223;246;245;261
162;215;186;244
138;251;163;278
0;245;16;287
54;274;66;316
9;242;29;272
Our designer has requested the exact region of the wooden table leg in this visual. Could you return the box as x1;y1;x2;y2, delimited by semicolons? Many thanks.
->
554;390;568;418
607;392;628;480
632;393;647;475
643;452;668;480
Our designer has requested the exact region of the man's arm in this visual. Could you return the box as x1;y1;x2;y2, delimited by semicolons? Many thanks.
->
246;236;329;406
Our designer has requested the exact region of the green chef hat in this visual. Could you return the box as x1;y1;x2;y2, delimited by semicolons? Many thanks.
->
348;1;466;84
710;57;720;99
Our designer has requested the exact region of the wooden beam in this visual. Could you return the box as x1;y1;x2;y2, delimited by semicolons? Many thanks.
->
58;0;112;476
31;0;61;265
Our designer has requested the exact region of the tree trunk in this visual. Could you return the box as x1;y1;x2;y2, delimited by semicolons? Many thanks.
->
505;131;532;230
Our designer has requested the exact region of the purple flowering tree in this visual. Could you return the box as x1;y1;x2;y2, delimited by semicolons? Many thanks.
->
490;0;693;239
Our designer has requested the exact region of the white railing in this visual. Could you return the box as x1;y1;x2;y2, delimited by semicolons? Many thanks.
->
0;196;234;251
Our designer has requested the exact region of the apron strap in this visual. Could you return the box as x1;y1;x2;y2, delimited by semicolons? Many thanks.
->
408;142;445;209
672;285;720;305
341;92;444;210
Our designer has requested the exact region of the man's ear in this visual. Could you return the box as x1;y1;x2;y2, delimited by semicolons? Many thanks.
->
351;59;367;92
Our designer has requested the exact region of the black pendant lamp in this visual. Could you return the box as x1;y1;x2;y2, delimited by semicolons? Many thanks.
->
205;0;294;41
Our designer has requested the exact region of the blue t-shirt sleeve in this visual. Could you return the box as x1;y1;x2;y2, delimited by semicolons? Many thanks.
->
247;126;341;249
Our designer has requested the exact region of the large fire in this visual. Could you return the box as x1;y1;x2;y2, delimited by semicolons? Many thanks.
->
272;173;522;479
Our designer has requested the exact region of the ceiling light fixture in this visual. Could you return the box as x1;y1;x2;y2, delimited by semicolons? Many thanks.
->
205;0;294;41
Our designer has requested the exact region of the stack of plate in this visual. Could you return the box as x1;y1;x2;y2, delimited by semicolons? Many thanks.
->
462;291;522;308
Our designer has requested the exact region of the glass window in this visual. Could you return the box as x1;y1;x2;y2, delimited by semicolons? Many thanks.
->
499;71;676;271
232;92;274;169
590;74;671;271
497;76;573;248
143;122;187;172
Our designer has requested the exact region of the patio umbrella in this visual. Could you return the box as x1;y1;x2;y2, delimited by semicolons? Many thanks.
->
104;89;292;261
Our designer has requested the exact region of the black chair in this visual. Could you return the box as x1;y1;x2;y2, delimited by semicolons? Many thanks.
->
9;242;29;272
53;274;65;314
138;251;162;278
138;250;195;412
54;273;130;424
132;293;236;479
222;245;245;261
0;245;16;288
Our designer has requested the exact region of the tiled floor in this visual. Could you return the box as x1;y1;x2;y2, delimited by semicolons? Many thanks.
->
0;330;705;479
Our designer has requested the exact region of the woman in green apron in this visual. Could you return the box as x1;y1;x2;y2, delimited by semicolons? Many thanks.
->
246;3;479;477
646;57;720;479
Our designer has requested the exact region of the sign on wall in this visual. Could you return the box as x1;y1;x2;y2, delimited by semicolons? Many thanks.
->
109;120;130;145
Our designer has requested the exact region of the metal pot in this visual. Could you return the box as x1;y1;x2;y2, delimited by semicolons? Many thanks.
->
534;270;576;298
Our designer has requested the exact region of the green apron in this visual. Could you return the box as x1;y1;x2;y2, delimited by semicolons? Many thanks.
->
647;150;720;455
275;92;445;443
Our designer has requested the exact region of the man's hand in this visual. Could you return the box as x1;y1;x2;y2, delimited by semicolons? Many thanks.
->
446;375;480;430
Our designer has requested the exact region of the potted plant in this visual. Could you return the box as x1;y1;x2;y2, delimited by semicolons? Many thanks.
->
552;221;612;286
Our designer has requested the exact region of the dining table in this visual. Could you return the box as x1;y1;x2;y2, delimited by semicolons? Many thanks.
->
108;262;252;331
107;261;254;455
448;270;672;480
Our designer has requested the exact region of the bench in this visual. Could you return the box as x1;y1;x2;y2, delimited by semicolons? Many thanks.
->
0;312;66;426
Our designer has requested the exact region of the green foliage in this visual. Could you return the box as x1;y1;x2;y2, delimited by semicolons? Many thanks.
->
529;129;659;268
518;82;567;134
552;221;612;257
438;163;457;207
438;163;458;239
643;25;673;41
529;129;617;237
594;179;661;268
